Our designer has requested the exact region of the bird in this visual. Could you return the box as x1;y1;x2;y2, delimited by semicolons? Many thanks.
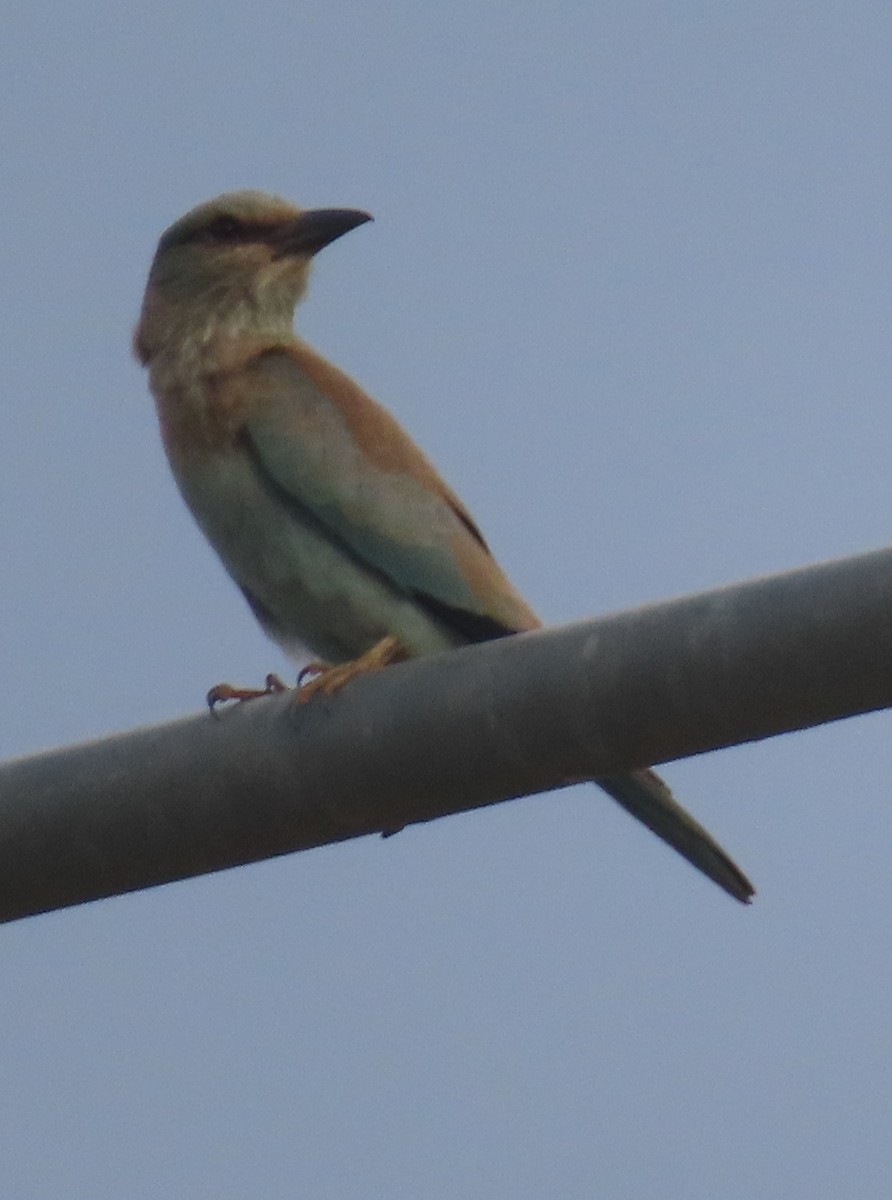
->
134;190;754;904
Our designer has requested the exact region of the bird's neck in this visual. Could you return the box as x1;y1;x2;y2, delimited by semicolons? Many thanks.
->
141;308;300;452
138;296;296;381
136;258;309;374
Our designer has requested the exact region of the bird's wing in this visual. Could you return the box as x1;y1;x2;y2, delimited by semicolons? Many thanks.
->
237;343;541;640
236;345;755;904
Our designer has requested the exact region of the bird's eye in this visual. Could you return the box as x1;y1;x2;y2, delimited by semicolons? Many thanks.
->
204;216;244;242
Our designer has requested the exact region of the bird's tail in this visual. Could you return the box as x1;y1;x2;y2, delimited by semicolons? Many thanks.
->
595;769;755;903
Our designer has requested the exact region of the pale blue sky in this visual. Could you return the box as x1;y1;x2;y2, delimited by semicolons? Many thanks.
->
3;4;892;1196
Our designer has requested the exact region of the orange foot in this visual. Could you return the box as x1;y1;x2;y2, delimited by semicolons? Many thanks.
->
295;635;408;704
207;672;287;714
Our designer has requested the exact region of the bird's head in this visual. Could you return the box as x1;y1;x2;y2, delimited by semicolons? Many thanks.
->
134;190;371;365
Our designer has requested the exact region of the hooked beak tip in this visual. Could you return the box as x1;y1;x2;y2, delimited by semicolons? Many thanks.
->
273;208;372;258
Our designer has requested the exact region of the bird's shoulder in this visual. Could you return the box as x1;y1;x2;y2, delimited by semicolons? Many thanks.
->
240;340;492;548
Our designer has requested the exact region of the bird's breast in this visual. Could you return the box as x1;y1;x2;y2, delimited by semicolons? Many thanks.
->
164;436;458;663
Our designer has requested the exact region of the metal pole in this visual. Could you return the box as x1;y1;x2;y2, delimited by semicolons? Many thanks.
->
2;545;891;923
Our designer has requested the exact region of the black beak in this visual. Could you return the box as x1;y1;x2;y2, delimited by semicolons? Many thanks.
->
271;208;373;258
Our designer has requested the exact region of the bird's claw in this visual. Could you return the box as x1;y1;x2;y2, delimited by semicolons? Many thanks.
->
206;673;288;715
206;635;407;713
293;635;407;704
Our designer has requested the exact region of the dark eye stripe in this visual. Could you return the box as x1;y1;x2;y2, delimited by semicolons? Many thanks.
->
157;217;270;253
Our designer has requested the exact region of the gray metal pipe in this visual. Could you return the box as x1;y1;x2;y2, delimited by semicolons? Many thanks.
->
2;545;892;923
